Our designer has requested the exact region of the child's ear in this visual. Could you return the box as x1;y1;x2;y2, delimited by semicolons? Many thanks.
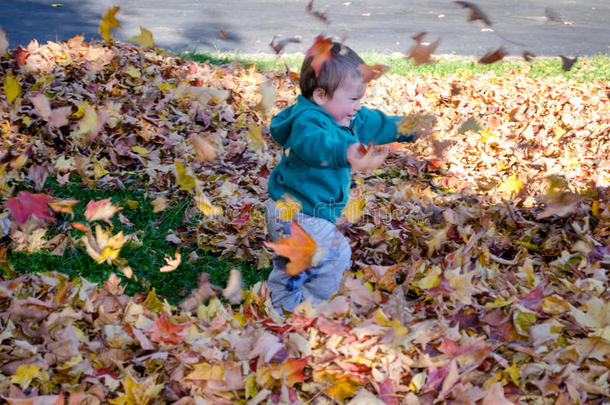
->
312;88;327;105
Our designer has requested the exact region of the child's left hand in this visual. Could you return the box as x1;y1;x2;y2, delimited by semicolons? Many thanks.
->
347;142;390;172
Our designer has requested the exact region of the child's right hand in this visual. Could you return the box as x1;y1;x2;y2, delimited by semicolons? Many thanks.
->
347;142;389;172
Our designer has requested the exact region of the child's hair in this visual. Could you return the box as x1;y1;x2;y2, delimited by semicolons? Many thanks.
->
299;42;365;100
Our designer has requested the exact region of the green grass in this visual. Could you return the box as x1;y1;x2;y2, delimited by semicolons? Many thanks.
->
5;177;270;305
183;51;610;82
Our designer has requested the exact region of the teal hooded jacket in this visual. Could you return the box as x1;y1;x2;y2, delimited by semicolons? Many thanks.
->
268;95;416;223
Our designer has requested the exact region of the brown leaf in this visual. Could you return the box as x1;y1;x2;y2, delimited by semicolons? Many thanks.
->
454;1;492;26
559;55;578;71
478;47;507;64
357;64;389;83
306;0;330;24
269;36;301;55
406;39;440;66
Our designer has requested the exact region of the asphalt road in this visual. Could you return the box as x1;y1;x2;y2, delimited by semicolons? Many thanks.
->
1;0;609;57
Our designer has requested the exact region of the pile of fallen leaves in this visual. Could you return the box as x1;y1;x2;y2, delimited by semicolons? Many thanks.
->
0;36;609;404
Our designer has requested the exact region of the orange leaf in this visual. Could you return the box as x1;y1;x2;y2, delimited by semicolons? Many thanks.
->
264;221;317;276
6;191;54;226
306;35;332;77
84;198;122;224
357;64;388;83
147;313;190;345
48;198;80;218
71;222;90;232
274;357;310;387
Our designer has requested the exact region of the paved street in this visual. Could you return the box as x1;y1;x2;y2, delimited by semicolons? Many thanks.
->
1;0;609;57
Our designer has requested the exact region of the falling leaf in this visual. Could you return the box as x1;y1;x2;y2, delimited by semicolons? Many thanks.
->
81;224;127;265
160;252;181;272
6;191;54;226
264;220;318;276
48;198;79;218
275;194;302;221
457;116;482;134
246;125;267;154
306;0;330;24
397;113;437;137
357;64;389;83
342;195;365;223
255;80;277;115
129;26;154;49
189;134;217;162
99;6;120;43
454;1;492;26
84;198;122;224
151;195;168;213
269;36;301;54
478;47;507;64
0;27;8;56
305;35;333;77
272;357;309;387
559;55;578;71
522;51;536;62
29;92;52;120
3;74;21;103
195;188;222;216
405;39;440;65
174;160;196;192
223;269;243;304
76;104;99;137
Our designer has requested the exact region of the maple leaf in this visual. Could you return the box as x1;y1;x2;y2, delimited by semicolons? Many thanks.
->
48;198;80;218
305;35;333;77
159;252;181;272
195;187;222;216
99;6;121;44
357;64;389;83
6;191;54;226
147;313;190;345
326;376;361;403
572;297;610;342
478;47;507;64
454;1;492;26
29;92;52;120
272;357;309;387
246;125;267;154
129;26;154;49
10;364;46;390
264;220;318;276
107;371;163;405
174;160;196;191
81;224;127;265
275;194;302;221
269;35;301;54
84;198;122;224
405;38;440;66
306;0;330;24
342;195;365;224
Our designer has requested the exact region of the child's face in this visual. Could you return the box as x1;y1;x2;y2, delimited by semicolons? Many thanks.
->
317;74;366;127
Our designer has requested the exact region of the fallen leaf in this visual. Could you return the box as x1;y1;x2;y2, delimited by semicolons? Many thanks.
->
84;198;122;224
160;252;181;272
6;191;54;226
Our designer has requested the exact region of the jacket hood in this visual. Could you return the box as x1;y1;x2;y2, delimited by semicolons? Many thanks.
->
270;95;335;146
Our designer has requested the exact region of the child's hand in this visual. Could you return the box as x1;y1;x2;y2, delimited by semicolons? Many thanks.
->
347;142;389;172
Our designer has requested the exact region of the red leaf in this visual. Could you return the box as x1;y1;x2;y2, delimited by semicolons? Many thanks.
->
12;46;29;65
305;35;333;77
6;191;54;226
147;314;190;345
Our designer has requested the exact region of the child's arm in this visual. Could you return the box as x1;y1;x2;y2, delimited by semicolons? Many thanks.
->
355;107;433;145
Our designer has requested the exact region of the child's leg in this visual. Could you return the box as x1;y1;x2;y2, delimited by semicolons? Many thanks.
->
301;224;351;305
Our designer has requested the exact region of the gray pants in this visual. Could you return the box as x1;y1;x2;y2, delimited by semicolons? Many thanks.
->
265;200;351;312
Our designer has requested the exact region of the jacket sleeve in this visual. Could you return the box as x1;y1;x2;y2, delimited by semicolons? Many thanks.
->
288;114;356;168
355;107;417;145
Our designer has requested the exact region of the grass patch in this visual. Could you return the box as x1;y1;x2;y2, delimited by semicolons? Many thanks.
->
5;177;270;305
183;51;610;82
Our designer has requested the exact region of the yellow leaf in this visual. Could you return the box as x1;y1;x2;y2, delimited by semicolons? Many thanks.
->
185;362;224;381
513;310;537;337
427;226;448;257
99;6;121;44
572;297;610;342
10;364;42;389
246;125;266;154
325;377;360;403
131;146;150;156
76;105;98;137
81;224;127;265
409;371;426;393
415;265;441;290
4;74;21;103
195;188;222;216
497;173;523;196
275;194;301;221
125;65;141;79
108;371;163;405
504;360;520;386
484;295;515;308
342;195;365;223
160;252;181;272
129;26;154;49
174;160;196;192
542;295;571;314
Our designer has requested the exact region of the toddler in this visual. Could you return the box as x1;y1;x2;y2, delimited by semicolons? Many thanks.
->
265;41;421;312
